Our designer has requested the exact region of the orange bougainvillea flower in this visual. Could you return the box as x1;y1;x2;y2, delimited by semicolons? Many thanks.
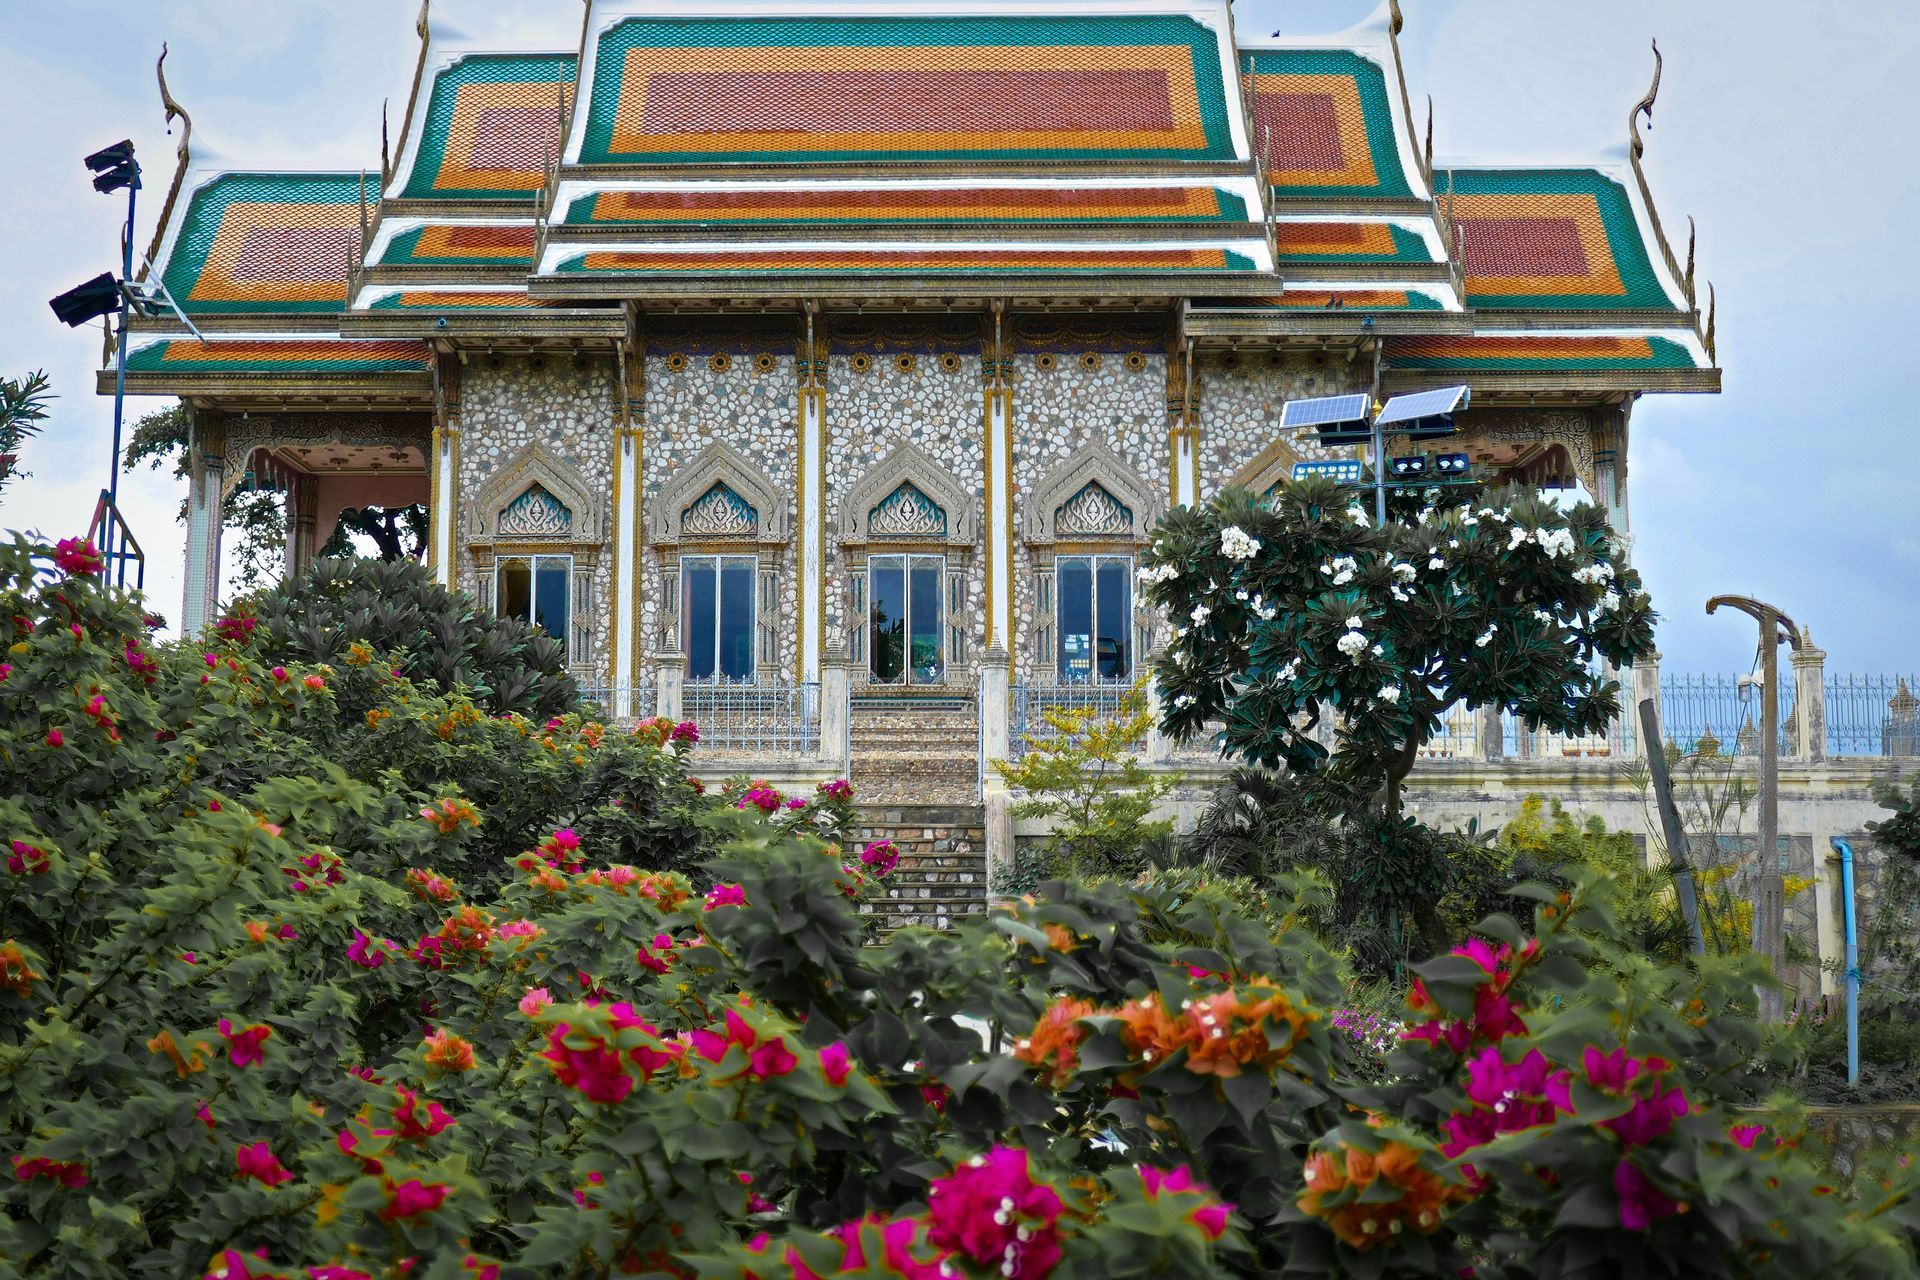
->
147;1029;210;1077
1013;997;1096;1088
1298;1140;1473;1251
407;867;459;903
1181;986;1314;1079
423;1029;476;1075
0;941;40;998
1115;996;1190;1067
419;799;480;835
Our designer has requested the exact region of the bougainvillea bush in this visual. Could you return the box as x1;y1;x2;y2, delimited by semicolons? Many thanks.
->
3;536;1918;1280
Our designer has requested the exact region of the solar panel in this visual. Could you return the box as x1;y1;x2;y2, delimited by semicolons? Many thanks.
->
1280;393;1371;430
1375;385;1469;428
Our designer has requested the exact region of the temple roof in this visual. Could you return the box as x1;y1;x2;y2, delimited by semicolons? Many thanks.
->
155;172;361;315
1240;46;1423;202
569;8;1247;167
1442;167;1686;312
118;0;1717;402
389;52;576;201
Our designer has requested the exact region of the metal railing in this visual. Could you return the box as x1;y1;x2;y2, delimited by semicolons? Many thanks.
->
574;679;657;722
1010;679;1133;759
1825;673;1920;756
684;679;821;755
1657;672;1794;756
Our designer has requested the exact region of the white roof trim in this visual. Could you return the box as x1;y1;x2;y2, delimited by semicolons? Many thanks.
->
539;235;1275;274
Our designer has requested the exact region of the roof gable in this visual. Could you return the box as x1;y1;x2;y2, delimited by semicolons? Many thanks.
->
158;173;361;315
398;53;577;200
1241;48;1414;200
575;13;1243;165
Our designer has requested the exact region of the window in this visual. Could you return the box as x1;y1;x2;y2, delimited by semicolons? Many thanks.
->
682;555;757;682
869;554;945;684
1056;554;1132;681
496;555;572;660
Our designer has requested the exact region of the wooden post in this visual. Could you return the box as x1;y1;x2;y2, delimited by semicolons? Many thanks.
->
1640;697;1703;956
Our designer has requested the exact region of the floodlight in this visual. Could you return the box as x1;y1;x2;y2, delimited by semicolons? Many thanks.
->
1291;459;1364;485
1377;385;1470;439
1281;393;1372;446
84;139;140;194
1435;453;1472;476
49;272;123;326
1389;454;1429;480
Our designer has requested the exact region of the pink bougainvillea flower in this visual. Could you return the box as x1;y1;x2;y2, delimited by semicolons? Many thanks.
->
927;1147;1066;1279
1604;1077;1690;1148
816;778;853;801
235;1141;293;1187
302;674;326;691
819;1041;853;1087
1729;1122;1765;1151
736;785;782;814
380;1178;451;1221
7;840;49;875
0;663;11;682
518;987;553;1018
196;1101;216;1130
45;728;62;749
392;1087;455;1141
11;1154;89;1187
346;931;398;970
1613;1157;1685;1230
748;1037;799;1081
1139;1165;1235;1240
307;1267;374;1280
199;1247;285;1280
671;720;700;744
858;840;900;876
270;667;289;683
704;882;746;911
218;1019;273;1068
53;537;105;577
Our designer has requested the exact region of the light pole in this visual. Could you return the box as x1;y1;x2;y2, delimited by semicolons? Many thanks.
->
1706;594;1801;1021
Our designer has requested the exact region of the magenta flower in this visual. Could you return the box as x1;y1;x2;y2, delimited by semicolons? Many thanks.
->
234;1141;293;1187
819;1041;853;1087
1138;1165;1235;1240
392;1087;456;1140
380;1178;451;1221
785;797;808;811
748;1037;799;1081
1729;1122;1765;1151
52;537;105;577
927;1147;1066;1278
44;729;61;749
218;1018;272;1068
858;840;900;876
1613;1158;1685;1230
346;930;397;970
518;987;553;1018
671;720;700;744
7;840;49;875
816;778;854;802
705;882;746;911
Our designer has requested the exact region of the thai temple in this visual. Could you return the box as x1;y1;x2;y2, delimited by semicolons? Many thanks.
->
112;0;1727;923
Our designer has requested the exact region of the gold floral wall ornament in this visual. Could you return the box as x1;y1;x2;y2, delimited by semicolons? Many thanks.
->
894;353;918;374
849;353;873;373
665;353;689;373
1124;351;1148;372
1035;353;1058;372
708;353;732;373
938;352;963;373
753;352;777;373
1079;352;1103;371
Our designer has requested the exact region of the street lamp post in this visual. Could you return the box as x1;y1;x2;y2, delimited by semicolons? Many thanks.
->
1706;594;1801;1021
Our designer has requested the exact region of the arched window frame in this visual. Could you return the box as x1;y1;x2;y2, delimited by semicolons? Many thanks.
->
649;442;789;678
839;443;976;680
466;442;603;665
1024;442;1162;680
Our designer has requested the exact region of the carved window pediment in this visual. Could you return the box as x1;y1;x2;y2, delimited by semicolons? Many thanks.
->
499;484;573;537
1054;482;1132;539
682;482;758;538
868;483;947;539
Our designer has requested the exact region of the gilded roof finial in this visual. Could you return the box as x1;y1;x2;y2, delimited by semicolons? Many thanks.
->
143;43;196;279
1424;94;1433;178
1704;282;1716;365
1684;215;1697;306
1629;38;1662;162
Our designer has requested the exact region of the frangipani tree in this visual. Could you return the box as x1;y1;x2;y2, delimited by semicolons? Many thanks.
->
1142;476;1656;816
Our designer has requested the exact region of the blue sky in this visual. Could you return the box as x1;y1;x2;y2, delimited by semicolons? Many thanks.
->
1;0;1915;675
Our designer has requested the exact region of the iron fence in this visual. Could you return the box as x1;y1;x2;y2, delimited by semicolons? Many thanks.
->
1498;710;1631;760
574;679;657;722
683;679;821;756
1009;680;1133;760
1656;672;1794;756
1418;703;1480;759
1824;673;1920;756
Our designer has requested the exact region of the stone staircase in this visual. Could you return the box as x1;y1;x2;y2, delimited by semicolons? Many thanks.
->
847;698;981;806
853;804;990;930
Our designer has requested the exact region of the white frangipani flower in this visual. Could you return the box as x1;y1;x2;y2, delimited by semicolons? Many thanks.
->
1377;685;1401;704
1220;525;1262;561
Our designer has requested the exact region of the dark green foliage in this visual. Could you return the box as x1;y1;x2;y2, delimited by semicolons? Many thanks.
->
253;555;577;719
0;370;51;498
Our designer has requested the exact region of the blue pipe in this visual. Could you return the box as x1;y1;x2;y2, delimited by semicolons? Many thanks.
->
1830;838;1860;1087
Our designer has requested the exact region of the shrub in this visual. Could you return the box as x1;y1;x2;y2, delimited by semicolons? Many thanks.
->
251;556;578;718
3;535;1917;1279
